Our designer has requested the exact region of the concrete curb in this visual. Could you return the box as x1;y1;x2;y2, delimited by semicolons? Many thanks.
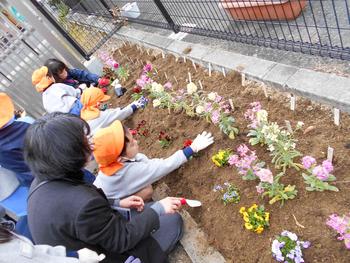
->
153;183;226;263
115;26;350;113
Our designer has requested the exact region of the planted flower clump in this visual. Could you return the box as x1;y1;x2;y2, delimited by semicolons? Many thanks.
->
101;42;350;261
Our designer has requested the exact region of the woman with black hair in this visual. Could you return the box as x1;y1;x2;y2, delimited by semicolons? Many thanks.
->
44;58;106;88
24;112;183;263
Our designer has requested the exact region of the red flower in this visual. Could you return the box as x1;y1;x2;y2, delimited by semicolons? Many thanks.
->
129;129;137;136
113;62;119;69
98;77;110;87
183;139;193;148
133;86;142;93
101;87;108;94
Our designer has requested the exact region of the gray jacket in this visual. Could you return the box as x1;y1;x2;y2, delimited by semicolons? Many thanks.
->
87;105;134;136
93;150;188;199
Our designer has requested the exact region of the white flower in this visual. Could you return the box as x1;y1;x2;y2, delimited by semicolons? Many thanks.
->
256;110;268;123
208;92;217;101
195;105;204;114
296;121;304;129
151;82;164;93
153;99;161;108
268;144;275;152
187;82;197;95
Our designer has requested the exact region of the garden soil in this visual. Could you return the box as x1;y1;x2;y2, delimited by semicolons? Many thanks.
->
107;43;350;262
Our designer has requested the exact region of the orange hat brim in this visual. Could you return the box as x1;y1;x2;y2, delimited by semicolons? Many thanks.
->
93;120;125;176
32;66;53;92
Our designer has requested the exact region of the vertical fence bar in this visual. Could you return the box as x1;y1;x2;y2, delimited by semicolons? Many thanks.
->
153;0;179;33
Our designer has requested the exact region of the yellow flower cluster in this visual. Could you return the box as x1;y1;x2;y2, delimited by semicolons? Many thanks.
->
211;149;231;167
239;204;269;234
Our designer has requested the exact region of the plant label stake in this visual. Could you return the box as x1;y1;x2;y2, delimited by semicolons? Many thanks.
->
192;61;197;71
175;56;179;62
229;99;234;111
162;51;165;59
154;68;158;74
222;67;226;77
327;146;334;162
164;72;168;79
285;120;293;133
174;76;178;83
188;72;192;83
199;80;203;90
334;108;340;126
290;94;296;111
118;50;123;56
183;56;186;63
262;85;268;98
241;73;246;86
180;198;202;207
208;63;212;77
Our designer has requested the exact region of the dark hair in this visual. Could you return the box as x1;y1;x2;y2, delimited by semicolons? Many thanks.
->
24;112;92;181
0;225;13;244
44;58;68;83
120;125;130;157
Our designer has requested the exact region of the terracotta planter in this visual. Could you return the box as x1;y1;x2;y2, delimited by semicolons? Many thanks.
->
221;0;307;21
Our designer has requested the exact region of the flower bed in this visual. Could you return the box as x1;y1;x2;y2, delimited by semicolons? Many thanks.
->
106;43;350;262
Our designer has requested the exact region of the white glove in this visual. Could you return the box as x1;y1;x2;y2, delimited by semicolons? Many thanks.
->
78;248;106;263
111;79;120;86
190;131;214;153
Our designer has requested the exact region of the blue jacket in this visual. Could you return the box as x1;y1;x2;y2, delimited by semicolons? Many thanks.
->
64;68;100;87
0;118;34;186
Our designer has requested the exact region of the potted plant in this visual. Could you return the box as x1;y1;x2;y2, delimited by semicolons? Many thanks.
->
221;0;307;21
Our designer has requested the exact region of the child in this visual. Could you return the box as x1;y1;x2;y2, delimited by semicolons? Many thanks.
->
0;93;34;186
92;120;214;201
32;66;84;115
80;87;147;136
44;58;107;88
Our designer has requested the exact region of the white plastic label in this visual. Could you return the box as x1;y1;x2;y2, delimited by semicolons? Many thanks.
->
327;146;334;162
229;99;234;111
208;63;212;77
262;85;268;97
164;72;168;79
334;108;340;126
285;120;293;133
241;73;246;86
222;67;226;77
290;95;296;111
198;80;203;90
188;72;192;83
192;61;197;71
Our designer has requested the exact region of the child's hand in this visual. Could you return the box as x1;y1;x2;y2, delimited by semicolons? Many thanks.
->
120;196;144;212
190;131;214;152
158;197;182;214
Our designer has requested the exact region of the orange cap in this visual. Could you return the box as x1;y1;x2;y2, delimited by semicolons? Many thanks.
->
32;66;53;92
0;93;15;129
93;120;124;175
80;87;110;121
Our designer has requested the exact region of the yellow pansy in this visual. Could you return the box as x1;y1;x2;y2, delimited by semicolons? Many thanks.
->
265;212;270;221
253;213;264;221
243;214;249;222
255;226;264;234
244;223;253;230
239;207;246;214
211;157;221;167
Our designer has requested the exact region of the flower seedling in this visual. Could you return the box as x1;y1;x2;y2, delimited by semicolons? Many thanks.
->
211;149;232;167
158;131;172;148
213;182;240;205
228;144;265;181
301;156;338;192
327;213;350;249
239;204;269;234
272;231;310;262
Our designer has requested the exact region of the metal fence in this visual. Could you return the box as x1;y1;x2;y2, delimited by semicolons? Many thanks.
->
40;0;350;61
33;0;125;59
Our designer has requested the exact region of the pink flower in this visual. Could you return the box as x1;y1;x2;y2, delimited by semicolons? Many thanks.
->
143;63;152;72
113;62;119;69
211;110;220;124
204;103;213;112
164;82;172;89
312;165;329;181
228;155;239;166
322;160;333;173
237;144;250;157
256;184;265;194
302;156;316;169
256;168;273;184
215;95;222;103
